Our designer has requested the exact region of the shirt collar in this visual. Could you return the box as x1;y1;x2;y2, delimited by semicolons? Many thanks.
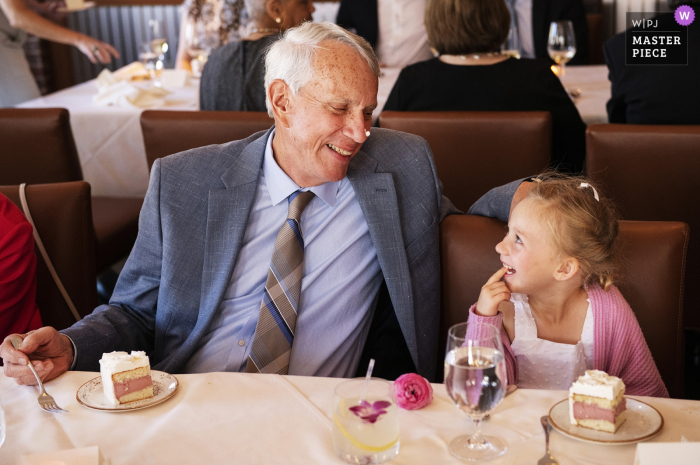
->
263;129;341;207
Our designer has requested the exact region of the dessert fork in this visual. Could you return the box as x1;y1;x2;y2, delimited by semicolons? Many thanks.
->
538;416;558;465
11;337;68;413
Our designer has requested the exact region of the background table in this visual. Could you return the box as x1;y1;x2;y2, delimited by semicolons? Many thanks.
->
17;78;200;199
1;372;698;464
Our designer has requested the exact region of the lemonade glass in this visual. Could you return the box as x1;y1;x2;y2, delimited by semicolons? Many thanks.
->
332;378;400;464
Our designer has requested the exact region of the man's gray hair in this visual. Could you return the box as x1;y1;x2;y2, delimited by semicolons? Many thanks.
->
264;21;380;117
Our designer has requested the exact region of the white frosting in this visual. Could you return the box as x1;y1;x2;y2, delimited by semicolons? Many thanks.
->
569;370;625;400
99;351;150;405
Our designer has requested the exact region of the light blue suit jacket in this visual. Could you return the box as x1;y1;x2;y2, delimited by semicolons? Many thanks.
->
64;127;513;380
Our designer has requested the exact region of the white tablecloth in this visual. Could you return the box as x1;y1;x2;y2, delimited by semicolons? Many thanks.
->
17;79;199;198
1;372;698;464
374;64;611;126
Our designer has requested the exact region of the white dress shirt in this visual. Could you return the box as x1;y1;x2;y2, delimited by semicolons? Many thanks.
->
183;131;384;377
376;0;433;68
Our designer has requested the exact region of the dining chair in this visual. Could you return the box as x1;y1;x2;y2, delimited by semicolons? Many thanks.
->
0;182;98;331
587;124;700;332
140;110;274;170
0;108;143;273
379;111;552;212
439;214;688;399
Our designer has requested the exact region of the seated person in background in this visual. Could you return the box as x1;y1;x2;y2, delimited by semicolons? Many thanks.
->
336;0;433;68
200;0;315;111
175;0;246;71
0;0;118;107
383;0;586;173
469;174;668;397
604;0;700;124
0;193;42;340
503;0;588;64
2;22;526;387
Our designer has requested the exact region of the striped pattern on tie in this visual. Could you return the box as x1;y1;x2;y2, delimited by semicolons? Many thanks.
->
246;191;315;374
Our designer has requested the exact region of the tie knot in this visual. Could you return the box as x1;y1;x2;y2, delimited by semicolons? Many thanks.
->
287;191;315;221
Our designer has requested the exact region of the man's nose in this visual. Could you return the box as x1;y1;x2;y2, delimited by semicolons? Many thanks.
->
344;111;369;143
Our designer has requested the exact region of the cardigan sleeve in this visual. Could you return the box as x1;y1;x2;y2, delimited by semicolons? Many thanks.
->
465;304;518;386
590;285;669;398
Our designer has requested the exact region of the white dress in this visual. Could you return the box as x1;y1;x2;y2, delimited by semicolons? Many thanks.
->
510;293;595;390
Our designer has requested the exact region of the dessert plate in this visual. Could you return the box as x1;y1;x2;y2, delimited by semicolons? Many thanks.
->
548;398;663;445
77;371;178;412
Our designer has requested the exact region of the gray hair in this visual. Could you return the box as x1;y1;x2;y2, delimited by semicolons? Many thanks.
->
264;21;380;117
244;0;272;23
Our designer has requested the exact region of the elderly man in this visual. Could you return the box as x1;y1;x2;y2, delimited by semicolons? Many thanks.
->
2;22;520;384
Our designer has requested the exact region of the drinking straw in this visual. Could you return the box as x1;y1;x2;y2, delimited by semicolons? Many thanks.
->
359;358;375;403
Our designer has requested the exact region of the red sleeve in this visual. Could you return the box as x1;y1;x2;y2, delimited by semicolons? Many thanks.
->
0;195;42;339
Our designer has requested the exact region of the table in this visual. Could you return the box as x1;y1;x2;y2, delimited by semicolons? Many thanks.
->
17;78;199;199
1;372;698;464
375;64;611;126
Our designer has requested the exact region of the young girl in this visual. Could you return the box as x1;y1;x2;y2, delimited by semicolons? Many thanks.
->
468;174;668;397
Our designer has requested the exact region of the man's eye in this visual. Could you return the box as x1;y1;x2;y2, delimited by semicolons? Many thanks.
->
333;107;347;112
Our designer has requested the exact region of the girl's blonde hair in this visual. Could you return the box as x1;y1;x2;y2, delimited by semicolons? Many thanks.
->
526;173;620;291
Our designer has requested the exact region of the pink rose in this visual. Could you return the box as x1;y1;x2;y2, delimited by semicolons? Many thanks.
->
393;373;433;410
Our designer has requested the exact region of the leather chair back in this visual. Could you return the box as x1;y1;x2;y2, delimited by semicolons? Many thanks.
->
141;110;274;170
0;108;83;185
587;124;700;331
0;182;97;331
379;111;552;212
439;214;688;398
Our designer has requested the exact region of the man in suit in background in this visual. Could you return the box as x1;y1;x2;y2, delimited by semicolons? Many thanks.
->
604;0;700;124
338;0;588;65
2;22;522;385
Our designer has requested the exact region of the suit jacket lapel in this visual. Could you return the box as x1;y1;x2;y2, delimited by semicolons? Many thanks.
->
196;129;270;335
347;150;419;367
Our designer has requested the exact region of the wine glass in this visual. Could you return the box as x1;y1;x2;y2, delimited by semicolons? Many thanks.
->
0;396;5;448
148;19;169;60
547;21;576;77
444;322;508;461
500;25;521;59
183;17;209;77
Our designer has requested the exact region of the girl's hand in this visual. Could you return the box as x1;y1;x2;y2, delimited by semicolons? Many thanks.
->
475;267;511;317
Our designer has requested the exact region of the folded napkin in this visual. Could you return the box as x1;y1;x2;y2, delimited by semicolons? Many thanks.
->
634;442;700;465
93;68;171;109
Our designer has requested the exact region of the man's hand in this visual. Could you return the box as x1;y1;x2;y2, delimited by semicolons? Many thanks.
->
475;267;511;317
1;327;74;385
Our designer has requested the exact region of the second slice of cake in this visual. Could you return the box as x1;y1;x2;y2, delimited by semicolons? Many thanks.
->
100;351;154;405
569;370;627;433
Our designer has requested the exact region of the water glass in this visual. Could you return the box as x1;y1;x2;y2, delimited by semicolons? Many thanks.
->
445;322;507;461
547;21;576;76
0;396;5;448
332;378;400;464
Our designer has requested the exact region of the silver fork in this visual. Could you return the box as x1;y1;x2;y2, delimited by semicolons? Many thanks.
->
11;337;68;413
538;416;558;465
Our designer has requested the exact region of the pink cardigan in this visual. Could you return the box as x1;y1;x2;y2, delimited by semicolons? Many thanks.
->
466;284;669;397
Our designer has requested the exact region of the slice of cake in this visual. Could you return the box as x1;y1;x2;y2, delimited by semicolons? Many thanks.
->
100;351;154;405
569;370;627;433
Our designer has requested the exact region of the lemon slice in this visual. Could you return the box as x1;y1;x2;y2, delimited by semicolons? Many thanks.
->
333;413;399;452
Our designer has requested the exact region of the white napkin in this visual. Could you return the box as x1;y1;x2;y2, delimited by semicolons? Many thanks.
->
93;68;171;109
634;442;700;465
19;445;103;465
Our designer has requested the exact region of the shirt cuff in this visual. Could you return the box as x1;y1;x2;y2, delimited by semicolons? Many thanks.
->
62;333;78;370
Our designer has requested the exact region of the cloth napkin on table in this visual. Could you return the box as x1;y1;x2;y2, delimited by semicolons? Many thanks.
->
93;65;171;109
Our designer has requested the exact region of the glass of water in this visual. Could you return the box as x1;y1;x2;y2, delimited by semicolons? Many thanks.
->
0;396;5;448
332;378;400;464
444;322;507;461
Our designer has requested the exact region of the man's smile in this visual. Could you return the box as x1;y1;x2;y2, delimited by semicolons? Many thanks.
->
326;143;353;156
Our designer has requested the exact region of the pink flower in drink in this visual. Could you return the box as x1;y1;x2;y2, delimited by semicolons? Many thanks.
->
393;373;433;410
349;400;392;424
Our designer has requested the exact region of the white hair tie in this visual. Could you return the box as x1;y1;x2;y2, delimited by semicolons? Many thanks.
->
579;182;600;201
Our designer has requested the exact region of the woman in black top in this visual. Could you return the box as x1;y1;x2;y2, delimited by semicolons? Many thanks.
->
200;0;314;112
383;0;586;173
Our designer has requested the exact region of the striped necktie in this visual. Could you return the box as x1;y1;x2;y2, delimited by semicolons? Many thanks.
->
246;190;315;375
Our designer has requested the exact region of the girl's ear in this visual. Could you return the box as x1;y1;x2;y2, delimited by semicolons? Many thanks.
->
554;256;580;282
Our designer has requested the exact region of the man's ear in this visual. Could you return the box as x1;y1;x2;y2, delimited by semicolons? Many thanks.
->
268;79;292;127
554;256;580;282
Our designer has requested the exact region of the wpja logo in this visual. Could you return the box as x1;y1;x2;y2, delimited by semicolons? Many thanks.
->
625;10;690;65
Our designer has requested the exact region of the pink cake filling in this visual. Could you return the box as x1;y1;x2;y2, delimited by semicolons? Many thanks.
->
114;376;153;399
573;398;626;423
